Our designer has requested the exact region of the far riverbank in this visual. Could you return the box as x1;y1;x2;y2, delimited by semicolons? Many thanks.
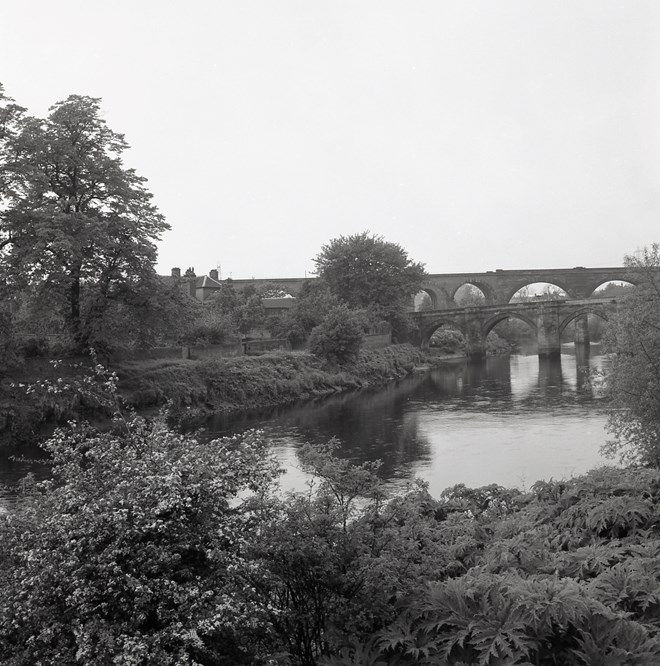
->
118;344;434;424
0;344;436;450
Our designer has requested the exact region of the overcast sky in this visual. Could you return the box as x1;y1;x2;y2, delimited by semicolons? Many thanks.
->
2;1;659;278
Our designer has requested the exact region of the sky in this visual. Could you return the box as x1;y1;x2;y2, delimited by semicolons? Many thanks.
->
2;1;660;279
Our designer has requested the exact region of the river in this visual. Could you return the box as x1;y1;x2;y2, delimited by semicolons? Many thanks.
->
0;344;611;509
204;343;611;495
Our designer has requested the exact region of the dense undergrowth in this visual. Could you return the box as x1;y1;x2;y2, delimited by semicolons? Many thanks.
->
322;465;660;665
117;344;428;418
2;403;660;664
0;345;428;449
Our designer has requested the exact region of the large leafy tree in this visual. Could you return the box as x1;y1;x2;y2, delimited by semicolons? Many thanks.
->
0;88;169;350
314;232;426;327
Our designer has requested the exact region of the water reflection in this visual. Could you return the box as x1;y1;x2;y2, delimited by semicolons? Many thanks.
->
207;347;611;495
206;376;435;480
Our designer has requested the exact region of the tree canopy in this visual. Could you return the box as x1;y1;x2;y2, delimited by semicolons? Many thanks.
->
0;87;171;351
314;232;426;325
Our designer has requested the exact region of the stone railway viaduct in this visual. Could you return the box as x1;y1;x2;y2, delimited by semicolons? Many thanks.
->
228;267;635;305
411;298;617;358
207;267;642;358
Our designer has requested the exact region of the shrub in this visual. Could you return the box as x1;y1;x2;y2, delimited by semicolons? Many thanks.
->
429;327;465;353
181;310;237;345
308;305;366;365
0;410;281;665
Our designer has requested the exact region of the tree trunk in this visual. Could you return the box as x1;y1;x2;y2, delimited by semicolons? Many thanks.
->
69;262;83;348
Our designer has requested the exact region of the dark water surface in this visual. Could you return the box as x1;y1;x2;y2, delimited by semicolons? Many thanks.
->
0;345;610;510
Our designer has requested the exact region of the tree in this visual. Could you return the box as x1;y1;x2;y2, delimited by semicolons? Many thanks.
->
454;284;486;307
416;291;434;311
308;305;366;365
602;244;660;466
0;89;169;351
266;281;342;346
314;232;426;328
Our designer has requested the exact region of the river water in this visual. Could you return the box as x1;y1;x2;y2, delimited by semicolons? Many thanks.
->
0;345;611;510
204;344;611;496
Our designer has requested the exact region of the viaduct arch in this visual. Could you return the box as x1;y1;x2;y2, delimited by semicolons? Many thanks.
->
418;267;638;308
412;299;615;358
215;266;638;308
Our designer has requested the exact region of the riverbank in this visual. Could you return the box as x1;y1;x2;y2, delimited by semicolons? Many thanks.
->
0;344;436;449
118;344;432;423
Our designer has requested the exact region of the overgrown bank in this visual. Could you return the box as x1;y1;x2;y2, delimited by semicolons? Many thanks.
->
118;344;430;421
0;345;432;448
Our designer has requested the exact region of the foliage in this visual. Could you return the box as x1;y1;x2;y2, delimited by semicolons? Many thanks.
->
267;281;343;347
204;281;266;336
430;327;466;354
4;360;660;665
321;466;660;666
454;284;486;307
510;284;567;302
416;291;434;311
429;328;512;356
0;86;172;353
308;305;366;365
117;344;425;418
314;232;426;330
181;304;238;346
592;281;635;298
602;243;660;466
0;367;282;665
485;331;514;355
0;309;18;371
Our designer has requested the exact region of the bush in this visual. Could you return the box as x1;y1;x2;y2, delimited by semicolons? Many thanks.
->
308;305;366;365
181;310;237;345
0;408;281;665
429;327;466;353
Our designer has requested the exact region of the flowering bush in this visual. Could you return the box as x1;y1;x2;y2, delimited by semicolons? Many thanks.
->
0;369;282;664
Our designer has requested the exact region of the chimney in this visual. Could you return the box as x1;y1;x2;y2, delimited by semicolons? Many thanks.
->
209;269;219;281
171;267;181;279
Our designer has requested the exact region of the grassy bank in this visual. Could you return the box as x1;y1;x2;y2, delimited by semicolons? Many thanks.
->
118;344;430;421
0;345;431;449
